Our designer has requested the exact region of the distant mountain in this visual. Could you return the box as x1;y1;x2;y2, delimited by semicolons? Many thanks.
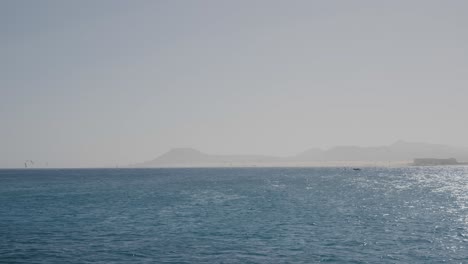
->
150;148;209;164
134;141;468;167
295;140;468;162
135;148;280;167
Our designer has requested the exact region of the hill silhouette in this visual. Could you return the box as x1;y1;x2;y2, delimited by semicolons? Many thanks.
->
134;141;468;167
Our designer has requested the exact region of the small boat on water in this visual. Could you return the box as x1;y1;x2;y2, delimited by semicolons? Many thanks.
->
352;168;361;171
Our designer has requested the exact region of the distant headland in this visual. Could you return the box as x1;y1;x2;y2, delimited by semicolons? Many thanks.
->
132;141;468;168
412;158;468;166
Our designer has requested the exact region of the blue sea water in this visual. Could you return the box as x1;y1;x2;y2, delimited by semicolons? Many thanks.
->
1;167;468;263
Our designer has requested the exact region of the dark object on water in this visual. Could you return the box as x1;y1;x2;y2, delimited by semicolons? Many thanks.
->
353;168;361;171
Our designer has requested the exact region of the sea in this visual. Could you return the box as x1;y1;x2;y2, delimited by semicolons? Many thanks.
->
1;167;467;263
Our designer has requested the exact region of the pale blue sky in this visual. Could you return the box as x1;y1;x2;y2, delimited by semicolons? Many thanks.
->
2;0;468;168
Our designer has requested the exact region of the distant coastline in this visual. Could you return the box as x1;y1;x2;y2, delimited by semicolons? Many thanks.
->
131;160;411;169
132;141;468;168
412;158;468;166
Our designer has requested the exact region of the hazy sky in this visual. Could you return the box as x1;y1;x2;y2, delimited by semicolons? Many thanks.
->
2;0;468;168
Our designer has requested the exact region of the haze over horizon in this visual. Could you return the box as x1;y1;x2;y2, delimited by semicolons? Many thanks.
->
2;1;468;168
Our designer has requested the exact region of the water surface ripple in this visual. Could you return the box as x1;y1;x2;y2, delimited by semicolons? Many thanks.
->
1;167;467;263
